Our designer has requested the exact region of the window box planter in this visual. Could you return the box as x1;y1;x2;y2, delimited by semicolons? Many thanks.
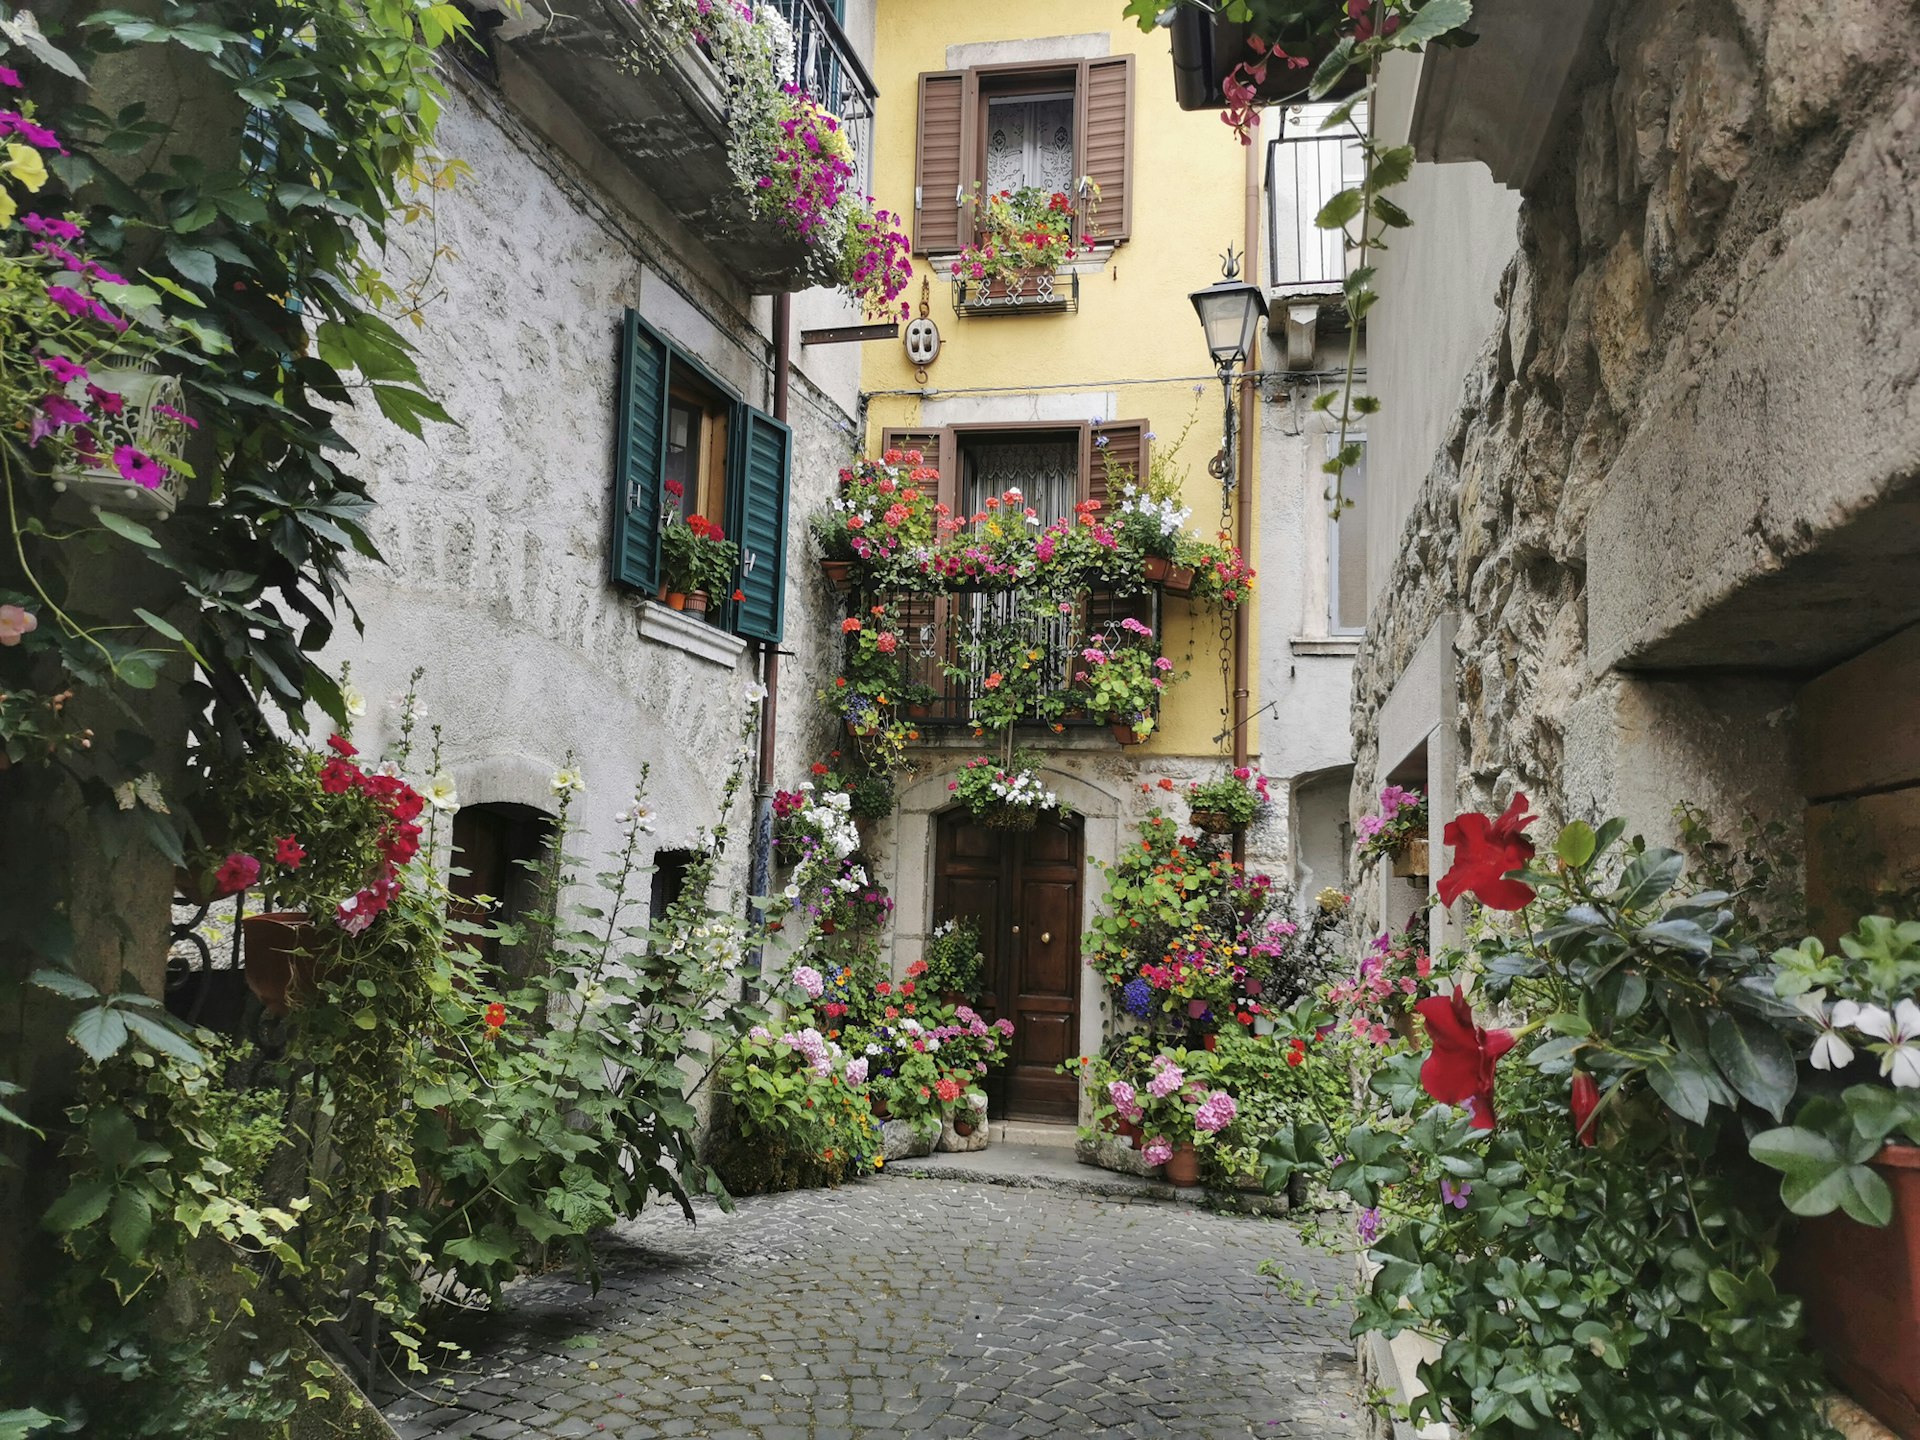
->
1392;837;1430;878
952;268;1079;316
1784;1142;1920;1437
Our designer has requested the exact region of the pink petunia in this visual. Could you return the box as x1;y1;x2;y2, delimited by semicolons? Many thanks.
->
39;354;86;384
113;445;167;490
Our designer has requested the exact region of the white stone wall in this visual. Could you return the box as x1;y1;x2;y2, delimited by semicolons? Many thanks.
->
322;67;858;904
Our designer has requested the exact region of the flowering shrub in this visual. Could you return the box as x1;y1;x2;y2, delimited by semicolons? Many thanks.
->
848;999;1013;1131
948;752;1063;829
1352;782;1426;868
716;1017;880;1194
951;183;1098;286
1185;767;1270;829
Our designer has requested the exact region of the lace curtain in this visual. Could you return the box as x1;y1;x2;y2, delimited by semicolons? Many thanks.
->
985;96;1075;196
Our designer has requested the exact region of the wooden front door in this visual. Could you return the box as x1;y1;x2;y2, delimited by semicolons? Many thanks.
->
934;811;1084;1120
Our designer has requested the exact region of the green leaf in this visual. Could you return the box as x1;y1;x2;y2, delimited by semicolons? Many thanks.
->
1555;821;1596;868
94;510;161;549
1616;849;1684;911
1367;145;1415;191
69;1006;131;1063
278;100;335;136
1369;194;1413;228
30;968;99;1001
1706;1011;1796;1120
1396;0;1474;47
120;1010;206;1067
42;1178;113;1233
1647;1048;1715;1125
1313;186;1364;232
108;1188;153;1258
1307;35;1355;100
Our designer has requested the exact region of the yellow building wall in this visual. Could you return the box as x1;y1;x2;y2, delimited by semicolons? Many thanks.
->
862;0;1260;760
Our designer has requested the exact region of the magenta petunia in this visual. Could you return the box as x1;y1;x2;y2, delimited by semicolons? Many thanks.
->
21;213;83;242
39;393;87;428
0;66;20;88
39;354;87;384
45;283;91;318
113;445;167;490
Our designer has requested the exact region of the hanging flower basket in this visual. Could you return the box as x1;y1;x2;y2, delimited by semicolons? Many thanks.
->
820;558;855;593
242;911;327;1017
1164;565;1196;596
1143;554;1173;584
1189;809;1239;836
49;365;191;519
981;803;1041;832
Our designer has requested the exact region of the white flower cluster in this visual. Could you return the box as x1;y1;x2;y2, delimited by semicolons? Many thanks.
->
800;784;860;860
1118;486;1191;538
832;862;870;895
1799;992;1920;1086
991;767;1059;812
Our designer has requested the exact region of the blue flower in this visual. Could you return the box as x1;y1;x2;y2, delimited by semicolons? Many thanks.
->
1121;978;1153;1018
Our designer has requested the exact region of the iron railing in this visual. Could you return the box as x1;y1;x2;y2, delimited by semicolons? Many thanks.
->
951;269;1080;316
769;0;879;194
1265;105;1367;295
878;585;1159;729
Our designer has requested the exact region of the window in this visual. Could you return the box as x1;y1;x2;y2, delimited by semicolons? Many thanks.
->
1328;432;1369;634
650;848;699;920
450;803;555;980
913;55;1136;254
609;309;791;644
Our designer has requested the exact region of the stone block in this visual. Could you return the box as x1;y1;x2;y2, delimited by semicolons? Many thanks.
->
881;1119;936;1161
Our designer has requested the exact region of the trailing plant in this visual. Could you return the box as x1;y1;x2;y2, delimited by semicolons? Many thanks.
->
1352;781;1425;868
1185;766;1270;829
946;751;1063;829
951;182;1098;285
1074;619;1174;739
919;918;985;1001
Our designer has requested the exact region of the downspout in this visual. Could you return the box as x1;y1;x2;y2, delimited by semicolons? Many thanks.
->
1231;115;1260;868
749;295;791;929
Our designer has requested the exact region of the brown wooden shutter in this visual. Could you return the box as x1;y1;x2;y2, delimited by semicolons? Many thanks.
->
1084;418;1150;512
915;72;967;255
881;427;957;716
1080;56;1135;245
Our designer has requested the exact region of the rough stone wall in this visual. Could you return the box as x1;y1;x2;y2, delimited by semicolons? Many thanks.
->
1349;0;1920;863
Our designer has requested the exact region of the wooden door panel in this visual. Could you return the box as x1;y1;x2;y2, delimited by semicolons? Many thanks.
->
1018;880;1077;998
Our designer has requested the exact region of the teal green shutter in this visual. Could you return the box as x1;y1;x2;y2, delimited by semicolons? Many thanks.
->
727;404;792;644
610;309;670;591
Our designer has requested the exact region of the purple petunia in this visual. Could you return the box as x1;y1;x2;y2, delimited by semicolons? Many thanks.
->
113;445;167;490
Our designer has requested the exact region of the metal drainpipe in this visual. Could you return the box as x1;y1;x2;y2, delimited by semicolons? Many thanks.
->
749;295;791;921
1231;115;1260;869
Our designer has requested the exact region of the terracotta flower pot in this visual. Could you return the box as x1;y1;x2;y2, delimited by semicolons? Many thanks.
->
820;558;855;593
1783;1142;1920;1436
242;911;327;1017
1164;565;1196;596
1118;1116;1143;1145
1143;554;1172;583
686;590;709;615
1110;722;1146;746
954;1118;975;1137
665;591;688;611
1202;1033;1218;1053
1163;1141;1200;1188
1189;809;1238;835
1393;836;1430;878
869;1094;890;1120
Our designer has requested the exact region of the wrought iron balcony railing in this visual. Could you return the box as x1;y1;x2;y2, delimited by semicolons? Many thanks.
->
877;586;1158;730
770;0;879;197
951;269;1080;317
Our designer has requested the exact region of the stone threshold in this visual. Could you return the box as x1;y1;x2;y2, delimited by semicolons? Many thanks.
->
881;1138;1292;1217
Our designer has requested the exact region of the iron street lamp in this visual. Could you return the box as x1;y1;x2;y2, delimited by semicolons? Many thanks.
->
1189;247;1267;484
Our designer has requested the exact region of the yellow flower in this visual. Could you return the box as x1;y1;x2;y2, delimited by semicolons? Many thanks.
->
0;188;13;231
2;143;47;192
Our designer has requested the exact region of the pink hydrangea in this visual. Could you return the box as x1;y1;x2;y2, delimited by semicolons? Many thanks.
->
792;964;824;999
1194;1091;1238;1134
1106;1080;1143;1124
1142;1136;1173;1167
846;1057;869;1085
1146;1061;1185;1099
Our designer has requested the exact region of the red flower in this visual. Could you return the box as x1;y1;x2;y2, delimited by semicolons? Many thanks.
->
319;757;360;794
906;959;928;978
213;852;260;896
935;1078;961;1103
1571;1072;1600;1147
876;981;892;997
900;980;915;996
388;786;425;823
732;589;746;602
1437;792;1538;911
327;733;358;757
811;762;830;776
1415;987;1515;1131
484;1001;507;1032
1286;1038;1306;1067
274;835;306;870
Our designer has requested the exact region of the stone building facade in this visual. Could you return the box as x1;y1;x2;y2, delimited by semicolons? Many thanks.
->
1350;0;1920;943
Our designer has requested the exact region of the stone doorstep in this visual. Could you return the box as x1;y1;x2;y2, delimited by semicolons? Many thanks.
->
880;1136;1293;1217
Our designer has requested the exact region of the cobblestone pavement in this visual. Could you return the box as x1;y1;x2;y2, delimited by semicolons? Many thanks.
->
380;1175;1368;1439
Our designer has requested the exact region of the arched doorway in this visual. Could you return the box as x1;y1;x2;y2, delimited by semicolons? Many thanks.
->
933;808;1084;1120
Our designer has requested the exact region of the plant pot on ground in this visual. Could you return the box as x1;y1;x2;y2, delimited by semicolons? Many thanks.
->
1163;1142;1200;1188
1782;1142;1920;1436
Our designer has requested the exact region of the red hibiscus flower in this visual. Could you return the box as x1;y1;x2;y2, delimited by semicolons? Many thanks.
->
1437;792;1538;911
1415;987;1515;1131
274;835;306;870
1571;1072;1600;1147
213;852;260;897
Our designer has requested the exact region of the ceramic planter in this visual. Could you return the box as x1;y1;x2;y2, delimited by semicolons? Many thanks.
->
1393;836;1430;878
954;1118;975;1137
242;911;327;1017
1784;1142;1920;1436
686;590;709;615
869;1094;890;1120
1163;1142;1200;1188
665;591;688;611
820;558;855;593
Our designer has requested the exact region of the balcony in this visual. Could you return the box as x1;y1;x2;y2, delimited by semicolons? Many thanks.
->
1165;7;1364;113
951;269;1080;318
1264;104;1365;367
498;0;877;293
881;586;1159;732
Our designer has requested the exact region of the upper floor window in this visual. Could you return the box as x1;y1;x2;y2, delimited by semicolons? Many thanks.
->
608;310;791;644
1328;432;1368;634
913;56;1136;255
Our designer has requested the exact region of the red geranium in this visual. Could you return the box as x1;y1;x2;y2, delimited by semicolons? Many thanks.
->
1415;987;1514;1131
935;1078;961;1103
1286;1038;1306;1067
1437;792;1538;911
1571;1072;1600;1147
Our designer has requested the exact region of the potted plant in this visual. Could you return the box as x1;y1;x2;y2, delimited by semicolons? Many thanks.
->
1102;434;1194;587
1074;621;1176;745
1354;783;1428;877
1185;767;1270;834
920;918;986;1005
950;183;1101;303
659;515;738;612
1751;915;1920;1435
811;449;939;592
947;752;1065;831
1177;533;1254;613
1134;1051;1237;1189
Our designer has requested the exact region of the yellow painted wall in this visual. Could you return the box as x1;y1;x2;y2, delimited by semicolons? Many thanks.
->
863;0;1259;759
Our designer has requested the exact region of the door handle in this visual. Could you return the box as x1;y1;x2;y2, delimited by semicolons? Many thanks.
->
1041;932;1052;945
1011;925;1021;936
